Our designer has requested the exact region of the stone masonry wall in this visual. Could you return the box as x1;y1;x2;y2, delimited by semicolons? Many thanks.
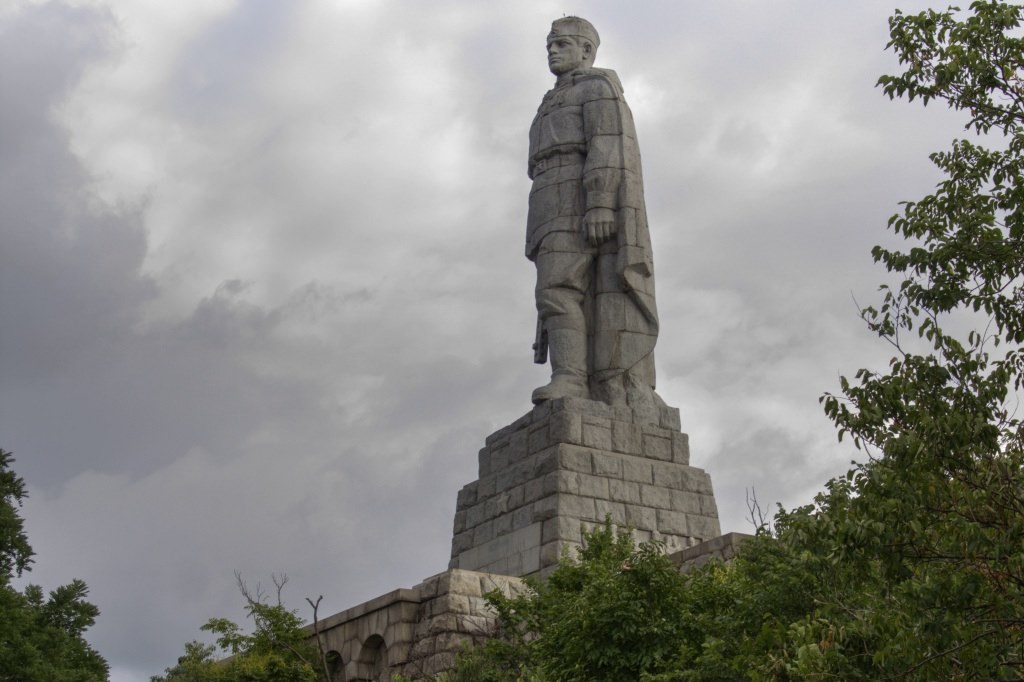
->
401;569;526;678
449;397;721;577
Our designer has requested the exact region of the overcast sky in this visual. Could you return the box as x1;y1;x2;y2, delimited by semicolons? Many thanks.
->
0;1;970;679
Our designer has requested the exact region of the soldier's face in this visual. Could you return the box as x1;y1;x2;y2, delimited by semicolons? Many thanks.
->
547;35;588;75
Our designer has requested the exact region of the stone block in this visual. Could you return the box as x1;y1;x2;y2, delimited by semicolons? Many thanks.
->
594;499;626;525
557;445;592;473
490;446;509;473
531;495;558;522
559;494;597;521
494;513;512;537
478;475;497;498
632;528;653;544
687;514;721;539
542;515;581;543
660;405;682;431
426;612;458;635
657;509;688;534
508;429;529;463
448;569;483;598
478;447;492;477
679;467;711;494
625;504;656;530
699;494;719;517
539;540;562;567
561;397;610;419
652;462;683;489
474;520;495;545
643;432;672;461
548;470;578;495
621;457;653;484
417;574;442;599
610;404;633;423
505;485;525;510
592;452;623;477
511;505;533;529
453;509;468;534
528;424;551;453
495;464;518;493
609;478;641;504
455;614;494;636
523;477;544;503
612;421;642;455
582;420;612;451
451;530;474;555
532;447;558;476
671;432;690;464
640;484;671;509
577;473;610;499
465;503;487;529
456;483;477;511
549;410;582;445
447;594;472;615
669;490;702;514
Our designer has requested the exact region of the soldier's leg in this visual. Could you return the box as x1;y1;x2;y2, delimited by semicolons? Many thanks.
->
532;232;593;404
592;240;659;408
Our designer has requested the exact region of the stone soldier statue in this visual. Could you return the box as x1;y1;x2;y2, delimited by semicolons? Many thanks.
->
528;17;660;410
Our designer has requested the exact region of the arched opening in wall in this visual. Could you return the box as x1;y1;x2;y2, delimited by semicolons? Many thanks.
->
354;634;388;681
325;650;345;682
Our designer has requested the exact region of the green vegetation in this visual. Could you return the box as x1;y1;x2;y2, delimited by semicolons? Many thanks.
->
151;574;329;682
0;450;109;681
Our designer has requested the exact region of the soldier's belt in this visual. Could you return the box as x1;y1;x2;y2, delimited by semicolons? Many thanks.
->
530;149;585;174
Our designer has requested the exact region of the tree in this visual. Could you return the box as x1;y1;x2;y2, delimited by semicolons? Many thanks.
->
0;449;109;681
451;522;691;682
805;1;1024;677
152;573;326;682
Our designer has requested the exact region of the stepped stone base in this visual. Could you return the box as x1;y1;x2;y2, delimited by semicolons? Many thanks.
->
449;397;721;577
308;398;728;678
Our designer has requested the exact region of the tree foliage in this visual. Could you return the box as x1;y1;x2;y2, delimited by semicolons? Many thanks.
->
152;573;325;682
450;522;692;682
810;1;1024;677
0;450;108;681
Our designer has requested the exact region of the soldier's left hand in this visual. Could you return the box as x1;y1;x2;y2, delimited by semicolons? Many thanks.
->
585;208;617;245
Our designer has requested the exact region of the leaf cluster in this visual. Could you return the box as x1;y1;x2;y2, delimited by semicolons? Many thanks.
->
152;574;322;682
0;450;108;681
812;1;1024;677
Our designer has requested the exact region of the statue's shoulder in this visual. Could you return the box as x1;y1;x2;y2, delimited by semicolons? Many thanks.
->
572;67;625;100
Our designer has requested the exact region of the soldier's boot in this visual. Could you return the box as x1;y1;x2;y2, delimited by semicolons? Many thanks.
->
532;327;589;404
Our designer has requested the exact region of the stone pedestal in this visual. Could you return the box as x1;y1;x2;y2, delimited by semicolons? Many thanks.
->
449;397;721;577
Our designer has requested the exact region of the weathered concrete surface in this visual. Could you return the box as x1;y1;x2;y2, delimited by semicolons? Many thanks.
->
450;397;721;578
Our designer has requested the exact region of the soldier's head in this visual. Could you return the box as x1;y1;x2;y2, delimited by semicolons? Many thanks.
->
546;16;599;75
